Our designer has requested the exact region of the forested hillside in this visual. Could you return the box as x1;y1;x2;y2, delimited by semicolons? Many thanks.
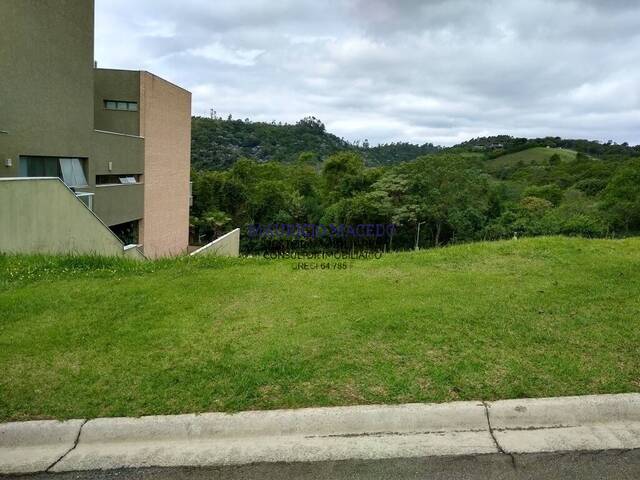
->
191;116;439;169
189;117;640;252
190;147;640;252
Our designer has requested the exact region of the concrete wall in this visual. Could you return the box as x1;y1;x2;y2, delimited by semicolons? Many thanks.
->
90;130;145;177
0;178;143;258
0;0;145;231
93;183;144;227
139;73;191;258
0;0;95;177
89;131;145;226
94;70;141;136
0;1;191;256
190;229;240;257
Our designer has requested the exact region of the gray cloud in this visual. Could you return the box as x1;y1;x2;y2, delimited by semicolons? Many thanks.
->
95;0;640;146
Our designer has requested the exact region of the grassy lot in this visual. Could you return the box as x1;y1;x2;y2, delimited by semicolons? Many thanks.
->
1;236;639;421
486;147;578;170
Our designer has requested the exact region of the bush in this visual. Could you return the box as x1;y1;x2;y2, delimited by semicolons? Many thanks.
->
523;184;563;205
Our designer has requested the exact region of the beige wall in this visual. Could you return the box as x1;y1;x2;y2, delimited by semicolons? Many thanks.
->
139;72;191;258
0;178;143;258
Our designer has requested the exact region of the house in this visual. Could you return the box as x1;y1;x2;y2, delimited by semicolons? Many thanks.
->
0;0;191;258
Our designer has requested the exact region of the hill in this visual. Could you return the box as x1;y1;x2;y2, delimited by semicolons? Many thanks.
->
486;147;578;170
191;116;348;170
2;236;639;420
191;118;639;172
458;135;640;161
191;116;439;170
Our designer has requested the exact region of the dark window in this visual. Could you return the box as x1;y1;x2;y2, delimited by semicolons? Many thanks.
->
96;174;141;185
20;156;60;177
110;220;139;245
104;100;138;112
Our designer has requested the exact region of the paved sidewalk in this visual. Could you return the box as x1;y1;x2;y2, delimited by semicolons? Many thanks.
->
1;393;639;476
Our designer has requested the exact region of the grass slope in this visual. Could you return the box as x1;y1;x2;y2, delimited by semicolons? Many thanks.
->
1;237;639;421
487;147;578;170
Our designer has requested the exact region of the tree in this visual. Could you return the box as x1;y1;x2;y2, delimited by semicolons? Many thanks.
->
601;160;640;232
200;209;231;240
523;184;563;206
520;196;553;215
395;155;491;246
321;151;367;200
296;116;325;133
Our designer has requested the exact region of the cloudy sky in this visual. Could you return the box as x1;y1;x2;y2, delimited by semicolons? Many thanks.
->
95;0;640;146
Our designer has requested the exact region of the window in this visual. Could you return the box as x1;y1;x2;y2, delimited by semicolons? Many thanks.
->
104;100;138;112
20;156;59;177
19;156;88;188
59;158;88;187
110;220;140;245
96;174;140;185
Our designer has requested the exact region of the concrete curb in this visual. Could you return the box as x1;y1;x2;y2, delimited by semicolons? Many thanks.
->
0;394;638;475
487;393;640;454
0;419;85;475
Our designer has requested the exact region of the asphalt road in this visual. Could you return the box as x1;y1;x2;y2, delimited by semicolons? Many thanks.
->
7;450;640;480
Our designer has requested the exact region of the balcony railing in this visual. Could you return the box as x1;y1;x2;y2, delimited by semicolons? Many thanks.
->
75;191;95;211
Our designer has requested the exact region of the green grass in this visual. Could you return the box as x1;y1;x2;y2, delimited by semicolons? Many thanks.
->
486;147;579;170
1;236;639;421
